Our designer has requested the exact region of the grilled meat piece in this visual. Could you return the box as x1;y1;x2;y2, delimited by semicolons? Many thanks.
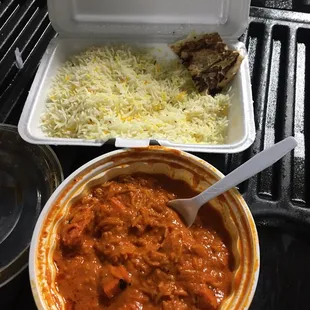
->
170;33;244;95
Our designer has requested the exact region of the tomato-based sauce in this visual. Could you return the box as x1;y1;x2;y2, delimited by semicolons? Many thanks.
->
53;174;234;310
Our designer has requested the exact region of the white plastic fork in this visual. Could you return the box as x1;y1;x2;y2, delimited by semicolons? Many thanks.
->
168;136;298;227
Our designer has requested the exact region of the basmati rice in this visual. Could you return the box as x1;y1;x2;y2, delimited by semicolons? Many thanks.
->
41;45;230;144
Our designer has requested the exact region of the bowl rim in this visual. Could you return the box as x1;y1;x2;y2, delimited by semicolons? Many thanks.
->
0;123;64;288
0;123;63;182
29;146;260;310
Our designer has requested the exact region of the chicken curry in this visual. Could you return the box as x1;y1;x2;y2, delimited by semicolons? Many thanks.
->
53;174;235;310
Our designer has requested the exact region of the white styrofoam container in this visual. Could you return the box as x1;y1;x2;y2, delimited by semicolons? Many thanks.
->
18;0;255;153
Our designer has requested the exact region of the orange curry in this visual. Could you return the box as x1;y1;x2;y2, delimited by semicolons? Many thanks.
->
54;174;235;310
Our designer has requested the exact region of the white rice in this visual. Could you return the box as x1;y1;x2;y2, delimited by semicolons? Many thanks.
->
41;45;230;144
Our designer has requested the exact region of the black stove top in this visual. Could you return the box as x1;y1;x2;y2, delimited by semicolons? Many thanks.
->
1;0;310;309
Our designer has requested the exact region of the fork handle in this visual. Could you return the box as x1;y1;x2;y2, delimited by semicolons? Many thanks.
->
194;137;297;207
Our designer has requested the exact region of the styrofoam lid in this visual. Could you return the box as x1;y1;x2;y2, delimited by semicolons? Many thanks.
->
48;0;250;39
